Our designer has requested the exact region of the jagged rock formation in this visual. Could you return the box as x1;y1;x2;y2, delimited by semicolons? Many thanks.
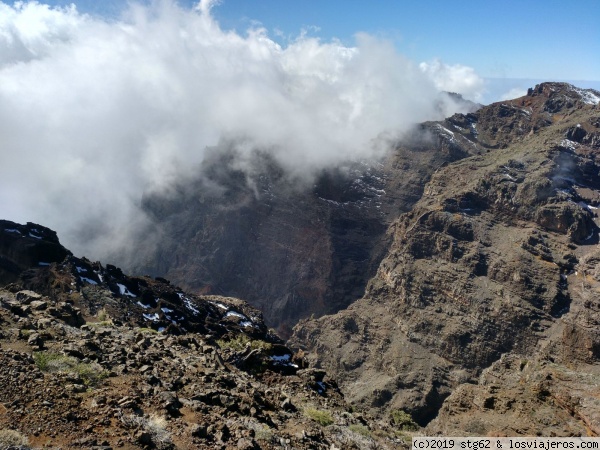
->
127;99;479;337
0;220;411;449
291;83;600;434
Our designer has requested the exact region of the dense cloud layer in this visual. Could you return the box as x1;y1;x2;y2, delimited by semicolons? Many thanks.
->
0;0;484;260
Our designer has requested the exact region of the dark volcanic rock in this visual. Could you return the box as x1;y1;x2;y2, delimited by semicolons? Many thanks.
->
0;220;71;285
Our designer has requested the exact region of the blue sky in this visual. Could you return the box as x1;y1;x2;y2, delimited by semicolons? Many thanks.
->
42;0;600;83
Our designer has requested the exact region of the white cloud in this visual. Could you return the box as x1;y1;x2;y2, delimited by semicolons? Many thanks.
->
500;87;528;101
0;0;480;261
419;58;485;102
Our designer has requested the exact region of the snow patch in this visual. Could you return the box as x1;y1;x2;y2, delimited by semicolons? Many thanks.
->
137;301;151;309
143;313;159;322
560;139;578;150
436;124;454;136
4;228;21;235
225;310;248;320
270;353;298;368
117;283;136;297
578;201;598;211
573;87;600;105
214;302;229;311
178;293;201;316
80;276;98;285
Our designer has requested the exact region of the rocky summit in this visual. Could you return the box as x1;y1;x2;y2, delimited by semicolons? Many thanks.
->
291;82;600;435
0;220;412;449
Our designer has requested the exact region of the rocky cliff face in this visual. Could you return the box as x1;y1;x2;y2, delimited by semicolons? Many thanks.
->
0;219;411;449
128;110;478;337
290;83;600;434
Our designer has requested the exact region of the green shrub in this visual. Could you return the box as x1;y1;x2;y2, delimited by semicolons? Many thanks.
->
348;424;371;437
304;408;334;426
254;427;274;443
138;327;158;334
216;334;272;352
19;329;35;338
33;351;108;387
390;409;419;431
97;308;110;322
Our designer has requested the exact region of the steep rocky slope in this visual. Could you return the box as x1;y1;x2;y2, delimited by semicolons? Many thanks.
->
0;220;411;449
291;83;600;434
127;101;479;337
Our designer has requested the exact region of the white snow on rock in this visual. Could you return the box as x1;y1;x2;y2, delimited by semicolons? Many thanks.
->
270;354;298;368
178;293;201;315
560;139;578;150
573;87;600;105
117;283;136;297
80;276;98;285
578;201;598;211
225;310;248;320
214;302;229;310
143;313;159;321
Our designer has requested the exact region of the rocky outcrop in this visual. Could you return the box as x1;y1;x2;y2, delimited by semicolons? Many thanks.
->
0;221;71;285
291;83;600;434
0;219;408;449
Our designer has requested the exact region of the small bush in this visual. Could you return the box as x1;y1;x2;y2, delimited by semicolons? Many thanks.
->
254;427;274;443
18;329;35;338
348;424;371;437
121;414;172;449
33;351;108;387
465;418;486;435
216;334;272;352
138;327;158;334
97;308;110;322
304;408;334;426
0;429;29;447
245;420;274;443
390;409;419;431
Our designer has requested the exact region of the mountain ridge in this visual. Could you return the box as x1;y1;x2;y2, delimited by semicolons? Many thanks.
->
2;82;600;445
290;82;600;433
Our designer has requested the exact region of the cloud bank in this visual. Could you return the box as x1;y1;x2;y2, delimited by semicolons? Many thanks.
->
0;0;484;261
419;59;485;102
